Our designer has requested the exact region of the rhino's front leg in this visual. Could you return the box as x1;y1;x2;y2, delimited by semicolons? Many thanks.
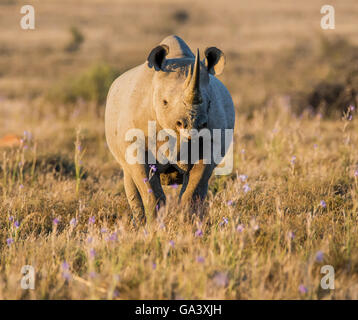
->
123;171;145;224
125;163;165;222
179;160;215;208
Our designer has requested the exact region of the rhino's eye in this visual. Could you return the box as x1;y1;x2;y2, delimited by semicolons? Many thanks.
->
163;99;168;106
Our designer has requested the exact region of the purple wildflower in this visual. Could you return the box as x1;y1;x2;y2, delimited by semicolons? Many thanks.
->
320;200;327;208
70;218;77;226
195;229;203;237
236;224;244;233
89;248;96;259
89;216;95;224
239;174;247;182
62;262;71;280
62;261;69;270
108;232;118;242
213;272;229;287
227;200;233;206
288;231;295;240
53;218;59;225
6;238;14;246
148;188;153;193
149;164;157;172
243;184;251;193
299;284;308;294
62;272;71;281
219;217;229;227
315;251;324;262
9;216;14;222
196;256;205;263
290;156;296;165
171;183;178;189
14;221;20;228
355;170;358;177
350;105;355;111
152;263;157;270
169;240;175;247
143;177;148;183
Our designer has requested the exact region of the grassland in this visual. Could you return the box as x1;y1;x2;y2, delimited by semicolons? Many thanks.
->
0;0;358;299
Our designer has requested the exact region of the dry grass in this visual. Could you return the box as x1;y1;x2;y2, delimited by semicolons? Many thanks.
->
0;0;358;299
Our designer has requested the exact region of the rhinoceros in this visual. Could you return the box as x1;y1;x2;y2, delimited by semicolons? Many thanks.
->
105;35;235;221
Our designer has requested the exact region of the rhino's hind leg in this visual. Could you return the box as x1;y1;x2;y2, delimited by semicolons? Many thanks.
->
124;172;145;225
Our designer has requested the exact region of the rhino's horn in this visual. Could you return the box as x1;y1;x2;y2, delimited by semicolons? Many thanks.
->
184;49;202;105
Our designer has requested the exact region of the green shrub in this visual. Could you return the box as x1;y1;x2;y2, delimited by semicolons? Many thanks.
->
275;36;358;118
48;63;120;106
65;26;84;53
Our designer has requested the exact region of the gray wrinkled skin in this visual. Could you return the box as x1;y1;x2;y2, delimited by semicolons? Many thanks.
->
105;35;235;221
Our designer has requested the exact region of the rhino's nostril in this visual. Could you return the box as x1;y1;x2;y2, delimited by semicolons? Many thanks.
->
176;119;187;129
201;122;208;129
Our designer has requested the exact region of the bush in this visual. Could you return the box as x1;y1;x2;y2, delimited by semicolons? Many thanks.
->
172;9;189;24
283;36;358;117
65;26;84;53
307;81;356;117
48;63;120;106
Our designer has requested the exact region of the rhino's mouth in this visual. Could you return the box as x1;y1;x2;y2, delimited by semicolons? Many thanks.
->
160;128;206;142
180;128;211;142
180;130;194;141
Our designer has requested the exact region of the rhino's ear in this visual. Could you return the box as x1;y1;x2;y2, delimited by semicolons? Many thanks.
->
147;45;169;71
204;47;226;76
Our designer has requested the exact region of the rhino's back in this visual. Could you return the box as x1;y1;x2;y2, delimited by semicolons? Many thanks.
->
105;63;153;162
106;63;147;106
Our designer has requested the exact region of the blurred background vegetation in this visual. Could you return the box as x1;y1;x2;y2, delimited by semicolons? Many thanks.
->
0;0;357;118
0;0;358;299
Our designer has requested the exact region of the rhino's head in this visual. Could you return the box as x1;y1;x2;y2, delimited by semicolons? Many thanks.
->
147;43;225;139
